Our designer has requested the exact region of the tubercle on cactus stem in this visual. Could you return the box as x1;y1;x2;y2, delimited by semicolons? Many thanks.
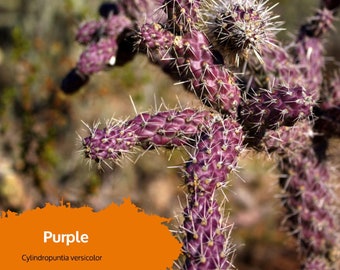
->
184;118;244;194
238;84;313;145
171;30;241;115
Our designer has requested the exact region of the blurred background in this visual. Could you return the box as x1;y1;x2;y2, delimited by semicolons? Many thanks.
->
0;1;339;269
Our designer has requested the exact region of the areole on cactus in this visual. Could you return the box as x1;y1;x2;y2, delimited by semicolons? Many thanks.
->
62;0;340;269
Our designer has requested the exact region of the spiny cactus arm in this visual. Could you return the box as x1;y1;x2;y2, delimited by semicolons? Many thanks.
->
262;123;339;269
75;14;133;76
294;7;336;103
171;30;241;116
237;3;338;146
137;24;241;116
138;23;177;77
239;84;313;146
179;118;243;269
82;109;215;164
162;0;201;34
180;193;235;270
61;3;140;94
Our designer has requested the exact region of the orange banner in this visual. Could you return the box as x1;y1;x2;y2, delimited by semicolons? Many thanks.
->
0;198;181;269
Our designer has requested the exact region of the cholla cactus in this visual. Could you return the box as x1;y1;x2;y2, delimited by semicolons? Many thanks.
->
198;0;281;65
62;0;340;269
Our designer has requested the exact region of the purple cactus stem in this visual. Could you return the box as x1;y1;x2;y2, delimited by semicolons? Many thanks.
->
82;109;215;163
263;123;339;268
181;194;234;270
104;14;133;37
137;25;242;115
63;0;340;268
76;20;104;45
239;84;313;145
181;117;243;269
172;30;241;115
184;118;243;194
76;37;118;75
117;0;160;22
303;256;332;270
294;8;336;102
163;0;201;34
298;8;334;39
138;23;176;73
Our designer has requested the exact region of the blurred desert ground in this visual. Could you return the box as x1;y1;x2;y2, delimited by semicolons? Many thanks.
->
0;1;339;269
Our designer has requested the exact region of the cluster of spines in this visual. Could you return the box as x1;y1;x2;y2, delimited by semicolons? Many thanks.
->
236;5;338;144
82;109;244;269
138;23;176;75
198;0;281;66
